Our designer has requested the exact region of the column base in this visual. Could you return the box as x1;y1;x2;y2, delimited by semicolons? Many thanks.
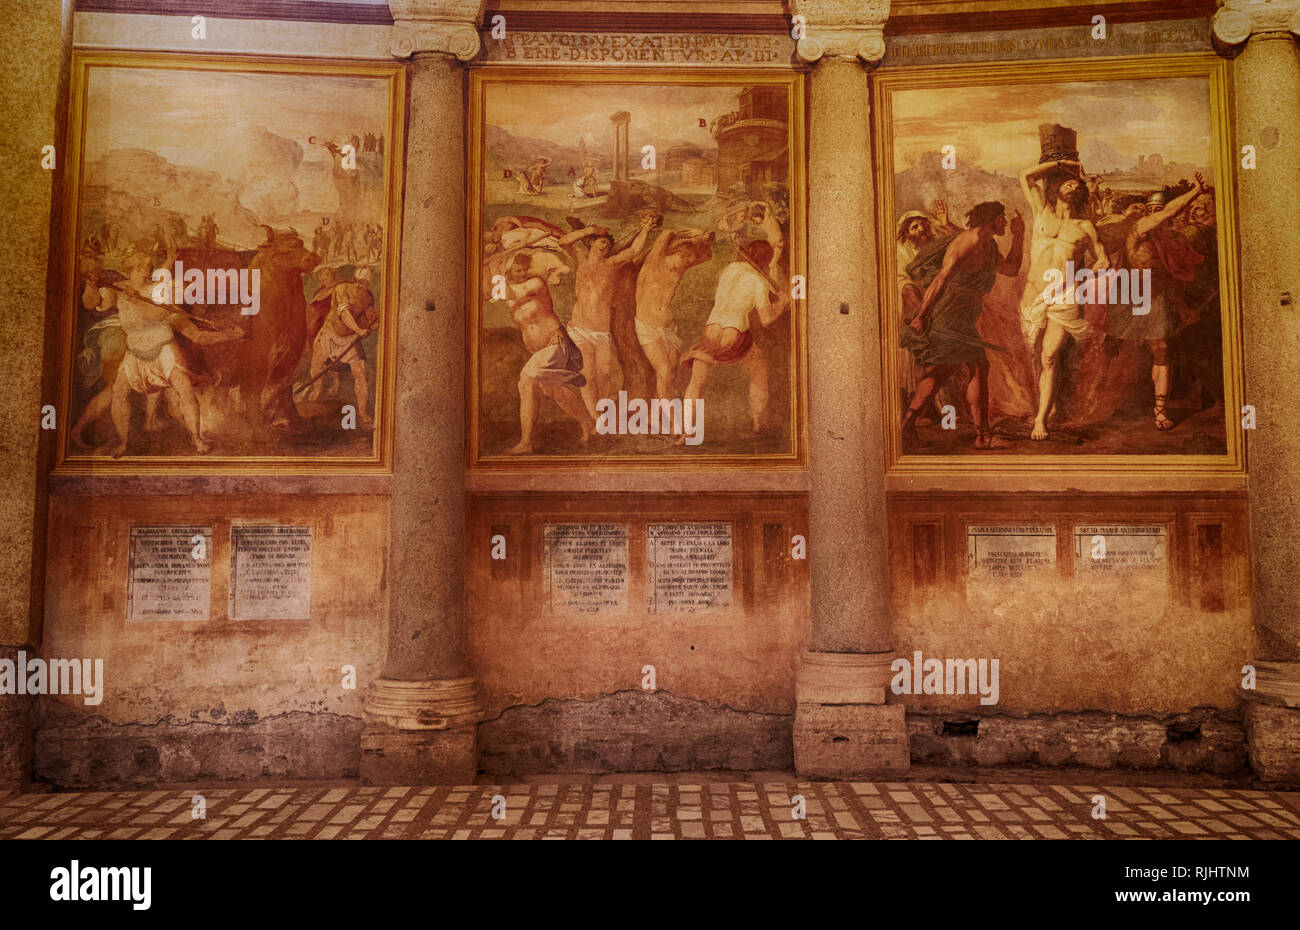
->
793;651;909;777
360;677;482;785
1244;660;1300;785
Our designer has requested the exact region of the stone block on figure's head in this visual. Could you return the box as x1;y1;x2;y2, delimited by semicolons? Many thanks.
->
1038;123;1079;163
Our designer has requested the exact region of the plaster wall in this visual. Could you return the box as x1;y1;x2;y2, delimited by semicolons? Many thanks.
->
35;492;388;785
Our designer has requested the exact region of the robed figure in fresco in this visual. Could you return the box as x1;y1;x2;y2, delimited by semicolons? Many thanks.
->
901;201;1025;450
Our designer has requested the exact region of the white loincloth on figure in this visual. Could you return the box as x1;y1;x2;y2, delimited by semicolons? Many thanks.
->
115;294;183;395
1020;290;1093;349
635;317;682;354
565;324;612;348
119;344;182;395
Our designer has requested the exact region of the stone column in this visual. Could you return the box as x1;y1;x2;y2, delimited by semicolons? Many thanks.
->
360;0;486;785
789;0;908;776
611;111;630;181
1213;0;1300;782
0;0;72;790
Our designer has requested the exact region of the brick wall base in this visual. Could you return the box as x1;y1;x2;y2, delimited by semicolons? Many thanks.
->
34;713;363;788
479;691;794;775
24;703;1258;787
907;708;1247;774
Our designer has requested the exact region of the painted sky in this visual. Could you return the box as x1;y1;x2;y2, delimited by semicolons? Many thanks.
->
485;82;765;153
84;67;389;210
892;76;1213;176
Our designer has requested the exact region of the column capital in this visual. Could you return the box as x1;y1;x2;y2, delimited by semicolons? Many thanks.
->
388;0;487;61
1212;0;1300;48
791;0;891;66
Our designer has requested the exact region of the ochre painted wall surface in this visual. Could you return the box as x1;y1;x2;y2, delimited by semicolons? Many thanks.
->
889;492;1251;714
467;492;810;718
41;494;389;726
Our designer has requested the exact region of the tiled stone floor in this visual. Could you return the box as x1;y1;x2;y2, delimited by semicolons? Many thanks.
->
2;782;1298;839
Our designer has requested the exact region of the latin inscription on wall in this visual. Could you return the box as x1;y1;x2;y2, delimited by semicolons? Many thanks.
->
127;525;212;622
883;20;1209;66
482;32;792;65
1074;525;1167;585
647;523;733;614
966;525;1057;580
543;524;629;615
229;525;313;621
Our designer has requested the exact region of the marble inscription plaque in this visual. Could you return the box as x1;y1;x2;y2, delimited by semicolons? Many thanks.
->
229;525;313;621
966;525;1057;580
128;525;212;622
647;523;733;614
543;524;628;614
1074;525;1167;583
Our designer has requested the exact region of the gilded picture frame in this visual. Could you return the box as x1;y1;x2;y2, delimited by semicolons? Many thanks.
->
873;53;1244;476
54;51;405;474
467;67;808;471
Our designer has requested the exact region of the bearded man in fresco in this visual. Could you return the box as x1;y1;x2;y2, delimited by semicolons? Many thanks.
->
1017;156;1107;441
901;201;1025;450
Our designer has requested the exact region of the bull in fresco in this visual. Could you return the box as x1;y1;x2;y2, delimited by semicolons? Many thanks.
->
185;227;319;433
242;226;321;429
